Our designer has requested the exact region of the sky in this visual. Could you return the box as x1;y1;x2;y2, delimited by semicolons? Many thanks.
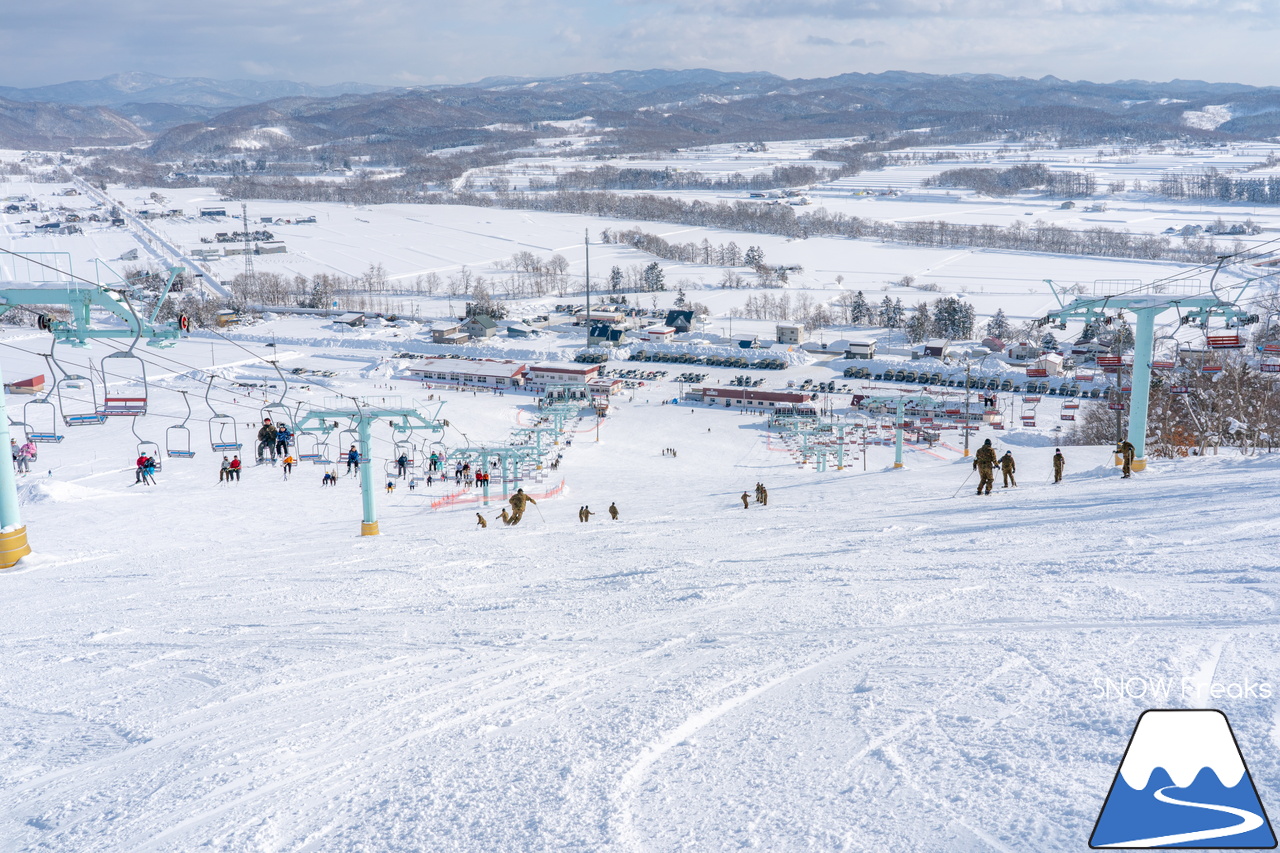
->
1;0;1279;89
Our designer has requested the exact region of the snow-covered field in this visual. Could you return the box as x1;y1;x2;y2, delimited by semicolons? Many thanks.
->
2;137;1280;850
0;319;1277;850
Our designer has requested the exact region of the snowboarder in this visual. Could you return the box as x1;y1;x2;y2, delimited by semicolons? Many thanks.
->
1053;449;1065;483
229;455;242;481
608;502;618;520
1000;451;1017;488
508;488;537;525
346;445;360;475
256;419;278;463
1117;440;1136;478
741;491;751;509
476;512;487;528
219;456;231;482
973;439;997;496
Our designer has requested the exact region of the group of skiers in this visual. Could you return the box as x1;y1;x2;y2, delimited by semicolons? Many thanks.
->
741;482;769;508
971;440;1073;494
218;456;242;482
577;503;619;522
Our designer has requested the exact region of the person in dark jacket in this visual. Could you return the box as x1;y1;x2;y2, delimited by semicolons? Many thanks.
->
1000;451;1017;488
1053;449;1065;483
346;445;360;475
256;420;279;461
973;439;997;496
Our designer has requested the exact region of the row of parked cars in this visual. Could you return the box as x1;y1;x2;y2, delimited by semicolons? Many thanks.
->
844;365;1090;397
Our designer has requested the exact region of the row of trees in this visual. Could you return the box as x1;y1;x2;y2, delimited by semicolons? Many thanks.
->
533;163;845;193
923;164;1097;197
1156;168;1280;206
903;297;979;343
599;228;764;270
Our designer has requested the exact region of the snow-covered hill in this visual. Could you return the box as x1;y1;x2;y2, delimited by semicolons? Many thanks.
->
0;330;1277;850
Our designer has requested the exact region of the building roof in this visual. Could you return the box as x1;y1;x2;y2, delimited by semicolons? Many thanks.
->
531;363;599;375
407;358;527;379
466;315;498;329
696;387;813;403
666;310;695;326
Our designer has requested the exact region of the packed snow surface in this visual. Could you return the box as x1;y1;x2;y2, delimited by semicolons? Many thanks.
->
0;333;1278;851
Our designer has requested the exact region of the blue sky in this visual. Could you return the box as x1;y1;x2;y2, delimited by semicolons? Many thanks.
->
1;0;1277;88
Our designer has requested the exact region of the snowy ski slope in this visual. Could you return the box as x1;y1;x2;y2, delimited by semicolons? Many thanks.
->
0;323;1277;851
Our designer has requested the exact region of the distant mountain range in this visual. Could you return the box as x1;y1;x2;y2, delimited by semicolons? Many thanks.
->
4;68;1280;154
0;72;386;109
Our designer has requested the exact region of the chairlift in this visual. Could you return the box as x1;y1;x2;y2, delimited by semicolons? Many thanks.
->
1151;334;1180;371
23;397;63;444
132;417;161;472
49;347;105;427
260;357;291;428
1060;412;1075;421
100;301;149;416
166;390;195;458
204;377;241;453
338;428;369;463
1262;359;1280;374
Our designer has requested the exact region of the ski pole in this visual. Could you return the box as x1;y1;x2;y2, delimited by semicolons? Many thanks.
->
952;467;975;498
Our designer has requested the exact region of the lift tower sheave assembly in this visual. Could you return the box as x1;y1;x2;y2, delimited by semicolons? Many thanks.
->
1041;277;1256;473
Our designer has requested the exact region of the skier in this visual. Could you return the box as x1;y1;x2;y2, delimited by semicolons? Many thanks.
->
16;440;34;474
8;438;16;472
1000;451;1017;488
508;488;537;525
256;419;278;463
741;491;751;509
1117;440;1136;478
322;471;336;487
973;439;997;496
282;454;295;479
219;456;231;482
429;452;440;472
756;483;768;506
1053;449;1065;483
229;455;242;481
476;512;487;528
578;505;586;523
396;453;409;479
582;506;595;522
135;452;149;484
386;479;395;494
141;456;157;486
346;445;360;476
274;423;291;459
608;502;619;521
499;507;511;525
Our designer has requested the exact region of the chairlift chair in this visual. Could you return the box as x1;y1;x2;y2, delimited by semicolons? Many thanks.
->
203;377;241;452
100;348;148;417
48;349;105;427
23;398;63;443
166;390;196;458
338;428;369;463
